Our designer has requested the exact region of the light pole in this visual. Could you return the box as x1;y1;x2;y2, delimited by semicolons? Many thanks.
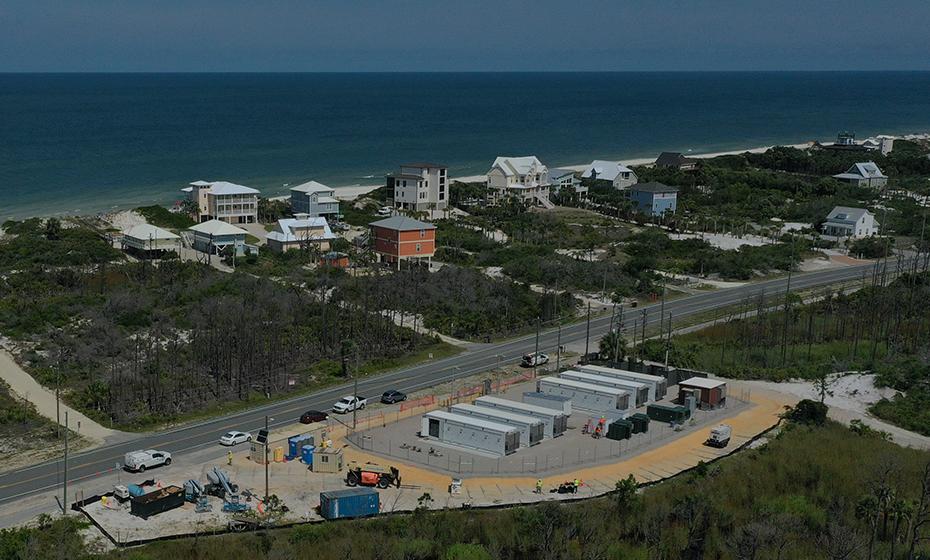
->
556;323;562;371
533;316;540;378
62;411;68;515
584;302;592;359
264;415;273;503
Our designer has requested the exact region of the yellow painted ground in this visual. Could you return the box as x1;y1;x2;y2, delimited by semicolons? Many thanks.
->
339;381;797;499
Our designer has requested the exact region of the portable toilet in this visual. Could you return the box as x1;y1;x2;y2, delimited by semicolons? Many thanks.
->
288;434;314;460
301;444;315;466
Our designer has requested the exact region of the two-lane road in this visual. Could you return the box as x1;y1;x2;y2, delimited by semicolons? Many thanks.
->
0;260;883;507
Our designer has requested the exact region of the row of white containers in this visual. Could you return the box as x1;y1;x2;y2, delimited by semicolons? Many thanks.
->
420;395;570;456
530;365;669;420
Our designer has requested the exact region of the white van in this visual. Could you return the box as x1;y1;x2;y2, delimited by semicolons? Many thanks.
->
123;449;172;472
705;425;732;448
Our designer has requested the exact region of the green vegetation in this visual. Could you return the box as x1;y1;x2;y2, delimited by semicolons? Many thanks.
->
0;379;62;452
0;220;439;430
16;417;930;559
871;358;930;437
134;205;195;230
642;271;930;380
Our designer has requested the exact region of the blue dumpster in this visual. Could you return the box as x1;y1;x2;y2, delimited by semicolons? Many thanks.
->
320;488;379;520
301;444;315;466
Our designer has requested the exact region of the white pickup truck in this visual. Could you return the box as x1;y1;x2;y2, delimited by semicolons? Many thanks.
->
124;449;172;472
333;395;367;414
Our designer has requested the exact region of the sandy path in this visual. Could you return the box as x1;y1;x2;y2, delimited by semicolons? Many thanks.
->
0;351;126;443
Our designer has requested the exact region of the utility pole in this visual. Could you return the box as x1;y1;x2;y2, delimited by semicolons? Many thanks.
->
352;374;359;431
556;324;562;371
264;415;270;503
62;411;68;515
533;316;540;378
584;302;592;359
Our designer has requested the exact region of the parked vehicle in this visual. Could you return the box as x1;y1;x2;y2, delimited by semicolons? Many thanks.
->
377;206;393;216
380;390;407;404
521;352;549;367
705;424;732;448
333;395;367;414
345;461;401;488
123;450;172;472
219;431;252;446
299;410;328;424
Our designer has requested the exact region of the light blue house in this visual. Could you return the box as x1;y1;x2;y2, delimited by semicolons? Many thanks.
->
289;181;340;219
629;182;679;217
188;219;258;256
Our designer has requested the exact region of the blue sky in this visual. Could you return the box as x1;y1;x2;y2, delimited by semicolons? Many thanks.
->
2;0;929;71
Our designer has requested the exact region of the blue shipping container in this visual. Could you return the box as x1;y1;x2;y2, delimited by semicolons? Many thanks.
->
319;488;380;520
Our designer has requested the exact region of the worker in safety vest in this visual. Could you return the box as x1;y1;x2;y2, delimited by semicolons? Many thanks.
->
535;479;543;494
227;450;233;465
573;478;580;492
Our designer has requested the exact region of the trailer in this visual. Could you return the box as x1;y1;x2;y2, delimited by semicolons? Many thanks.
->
522;392;572;415
575;364;668;400
320;488;380;520
473;396;568;438
538;377;632;418
559;370;650;407
130;485;185;519
450;403;545;446
421;410;521;456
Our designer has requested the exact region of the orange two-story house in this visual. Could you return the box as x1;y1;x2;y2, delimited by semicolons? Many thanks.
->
369;216;437;270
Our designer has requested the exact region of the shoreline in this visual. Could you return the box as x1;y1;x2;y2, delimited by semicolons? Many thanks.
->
3;133;926;222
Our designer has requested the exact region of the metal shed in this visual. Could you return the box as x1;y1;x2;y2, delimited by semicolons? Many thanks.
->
575;364;668;400
559;370;650;407
538;377;632;418
522;392;572;415
474;396;568;438
450;404;545;446
420;410;521;456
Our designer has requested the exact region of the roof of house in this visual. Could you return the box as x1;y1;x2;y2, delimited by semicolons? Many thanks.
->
369;215;436;231
679;377;727;390
488;156;546;177
290;180;335;195
549;167;577;180
390;174;426;181
196;181;259;196
580;160;635;181
188;219;249;237
123;224;180;241
833;161;887;180
401;162;446;169
317;196;340;204
825;206;872;224
631;182;679;194
266;217;336;243
655;152;697;167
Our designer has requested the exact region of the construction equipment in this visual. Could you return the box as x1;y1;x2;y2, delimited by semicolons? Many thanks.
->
345;461;401;489
183;479;205;502
206;466;249;512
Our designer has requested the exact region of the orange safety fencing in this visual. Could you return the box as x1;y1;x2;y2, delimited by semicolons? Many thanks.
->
400;395;435;412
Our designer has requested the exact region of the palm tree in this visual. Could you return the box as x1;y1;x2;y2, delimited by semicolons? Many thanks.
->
855;495;880;560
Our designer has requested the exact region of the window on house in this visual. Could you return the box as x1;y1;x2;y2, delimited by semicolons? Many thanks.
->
415;243;421;252
419;229;425;238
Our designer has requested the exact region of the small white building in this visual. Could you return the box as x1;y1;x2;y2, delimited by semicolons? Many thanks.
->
182;181;260;224
486;156;552;207
265;214;337;253
188;219;255;256
580;160;639;189
822;206;878;239
289;181;340;219
121;224;181;254
832;162;888;189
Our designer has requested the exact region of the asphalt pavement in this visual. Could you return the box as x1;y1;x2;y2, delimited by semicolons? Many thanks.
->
0;260;883;506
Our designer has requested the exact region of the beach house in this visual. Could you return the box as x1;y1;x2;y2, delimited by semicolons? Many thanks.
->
486;156;552;207
265;214;337;253
654;152;699;171
188;219;256;256
369;215;436;269
549;168;586;197
580;160;639;189
822;206;878;239
832;162;888;189
183;181;259;224
289;181;340;219
388;163;449;212
629;182;679;217
121;224;181;255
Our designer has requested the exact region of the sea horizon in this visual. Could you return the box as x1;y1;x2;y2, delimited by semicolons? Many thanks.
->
3;71;930;221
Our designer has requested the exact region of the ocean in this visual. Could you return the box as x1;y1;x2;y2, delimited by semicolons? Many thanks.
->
2;72;930;220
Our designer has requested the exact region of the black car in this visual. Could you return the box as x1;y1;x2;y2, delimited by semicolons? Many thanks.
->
380;390;407;404
299;410;328;424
